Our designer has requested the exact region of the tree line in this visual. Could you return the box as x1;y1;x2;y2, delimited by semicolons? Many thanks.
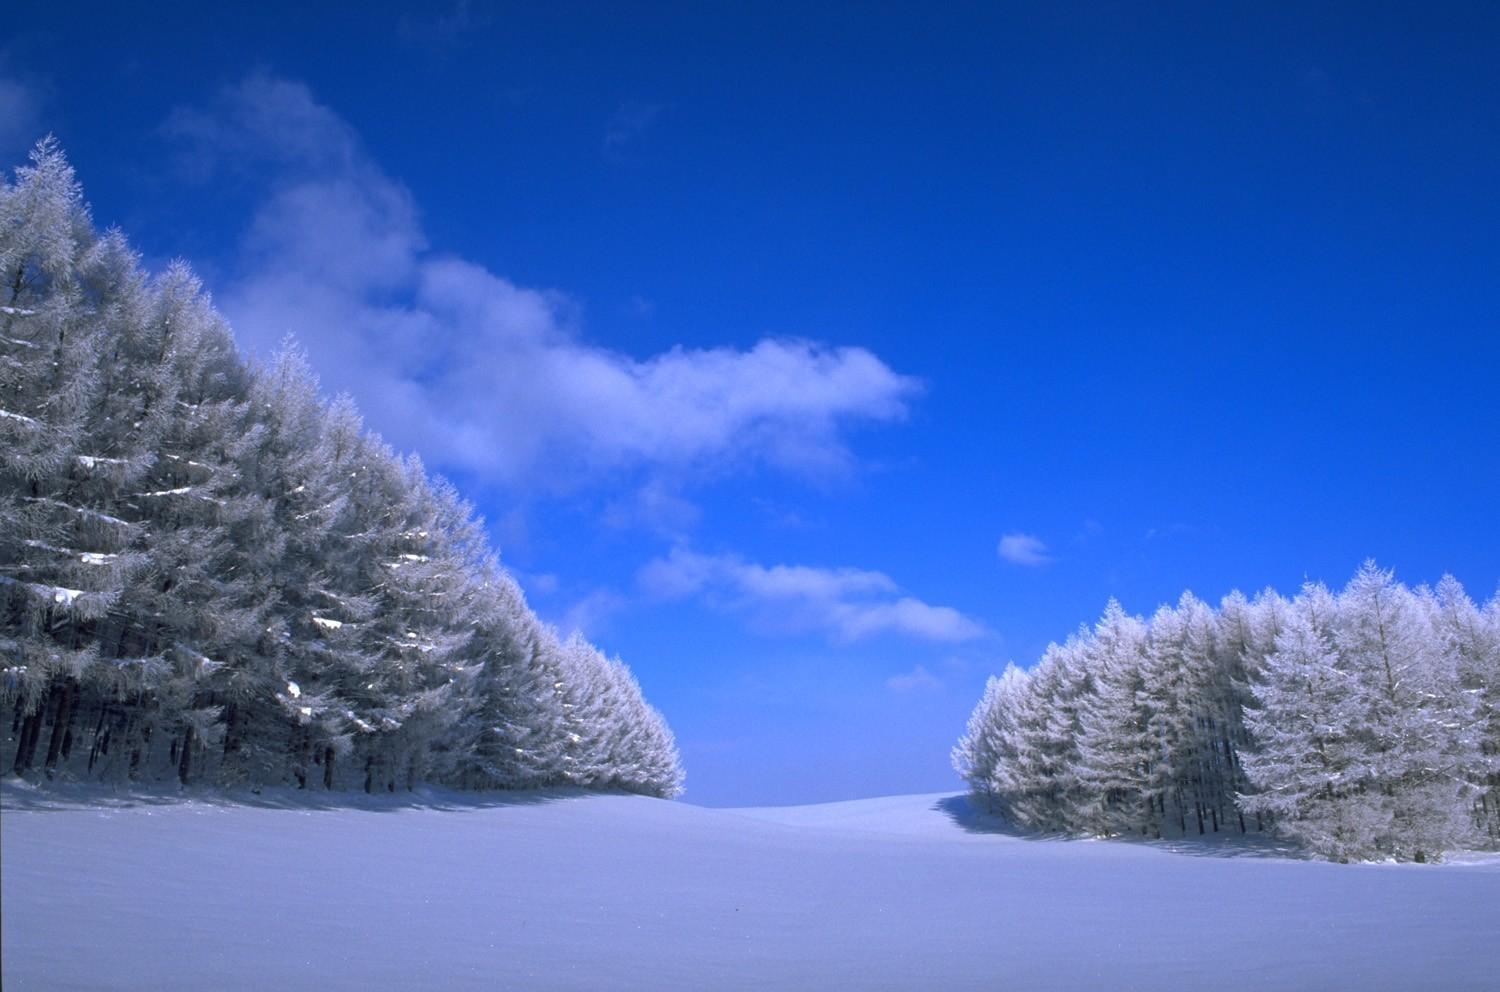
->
1;140;683;798
954;563;1498;862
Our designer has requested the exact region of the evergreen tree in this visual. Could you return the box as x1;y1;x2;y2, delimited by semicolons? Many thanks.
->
1332;563;1477;860
1074;601;1154;836
957;564;1497;861
2;141;683;801
1241;584;1375;860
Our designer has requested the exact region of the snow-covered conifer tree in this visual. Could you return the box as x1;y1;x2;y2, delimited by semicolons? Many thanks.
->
1074;601;1154;836
958;564;1496;861
1240;583;1376;860
2;140;683;799
1332;563;1477;859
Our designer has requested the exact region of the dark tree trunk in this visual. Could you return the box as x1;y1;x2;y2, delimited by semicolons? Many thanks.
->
222;703;239;759
44;682;74;773
12;710;41;773
129;724;151;779
293;728;307;789
178;725;195;785
87;703;109;772
323;746;335;790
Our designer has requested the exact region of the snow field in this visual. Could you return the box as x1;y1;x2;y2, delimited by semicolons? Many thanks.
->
4;784;1498;991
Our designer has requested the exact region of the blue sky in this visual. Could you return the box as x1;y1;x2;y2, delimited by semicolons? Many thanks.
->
5;2;1497;805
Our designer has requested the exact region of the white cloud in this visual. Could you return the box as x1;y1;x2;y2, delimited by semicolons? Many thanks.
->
559;588;626;638
164;74;362;179
513;570;559;597
997;532;1052;566
886;665;942;693
164;75;919;494
638;547;985;643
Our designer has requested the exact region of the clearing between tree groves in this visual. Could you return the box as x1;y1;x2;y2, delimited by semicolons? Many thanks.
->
3;782;1498;992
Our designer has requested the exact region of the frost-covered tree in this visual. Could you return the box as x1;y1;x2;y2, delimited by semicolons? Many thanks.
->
1075;601;1154;836
1240;584;1376;860
1330;563;1478;860
2;140;683;801
1139;593;1218;835
1428;575;1500;840
953;664;1028;815
956;563;1496;861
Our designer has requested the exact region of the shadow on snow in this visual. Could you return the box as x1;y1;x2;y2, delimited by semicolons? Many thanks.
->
0;774;628;815
933;793;1307;860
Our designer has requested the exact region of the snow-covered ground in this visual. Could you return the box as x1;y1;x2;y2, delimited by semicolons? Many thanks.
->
4;783;1498;991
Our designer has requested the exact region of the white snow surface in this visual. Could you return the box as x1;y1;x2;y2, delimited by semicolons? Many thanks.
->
2;783;1497;991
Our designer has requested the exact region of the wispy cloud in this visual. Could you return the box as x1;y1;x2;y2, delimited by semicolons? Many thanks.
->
603;100;663;163
638;547;985;643
886;664;943;693
512;570;559;597
997;532;1052;566
559;588;626;638
163;75;919;496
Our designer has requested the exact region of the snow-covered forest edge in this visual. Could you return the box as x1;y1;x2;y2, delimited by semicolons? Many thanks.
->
0;140;683;798
954;563;1500;862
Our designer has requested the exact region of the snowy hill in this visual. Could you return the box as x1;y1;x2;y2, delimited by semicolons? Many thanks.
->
4;784;1497;991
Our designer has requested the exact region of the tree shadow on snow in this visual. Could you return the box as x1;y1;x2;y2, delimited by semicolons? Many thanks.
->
0;774;621;815
934;793;1308;860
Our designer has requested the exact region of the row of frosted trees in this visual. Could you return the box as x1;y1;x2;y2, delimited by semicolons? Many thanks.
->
1;141;683;797
954;564;1498;862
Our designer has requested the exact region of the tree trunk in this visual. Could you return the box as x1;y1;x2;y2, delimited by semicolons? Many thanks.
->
87;703;109;772
12;710;40;773
293;728;307;789
44;682;74;773
222;702;239;759
129;724;151;779
178;724;195;785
